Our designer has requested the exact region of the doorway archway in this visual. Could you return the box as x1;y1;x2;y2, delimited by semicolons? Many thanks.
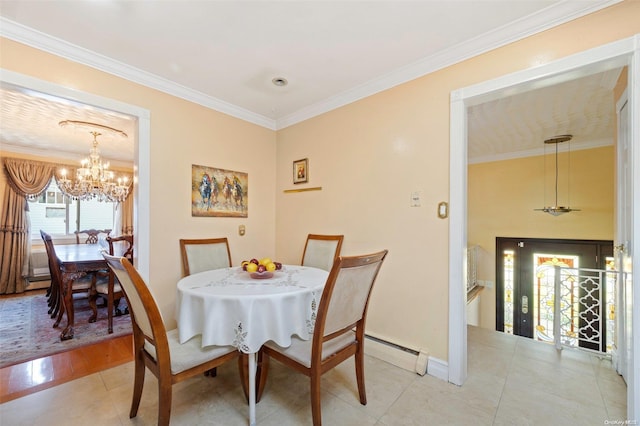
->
0;69;151;281
449;35;639;418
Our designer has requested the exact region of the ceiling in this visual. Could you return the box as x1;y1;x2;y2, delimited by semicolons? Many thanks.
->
0;0;623;163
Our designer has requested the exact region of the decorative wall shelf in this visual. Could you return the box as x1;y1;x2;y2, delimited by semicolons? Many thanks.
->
283;186;322;193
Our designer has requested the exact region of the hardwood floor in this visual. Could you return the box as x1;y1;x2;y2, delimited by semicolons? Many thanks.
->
0;334;133;403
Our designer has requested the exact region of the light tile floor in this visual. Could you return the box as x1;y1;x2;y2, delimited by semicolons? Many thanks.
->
0;326;628;425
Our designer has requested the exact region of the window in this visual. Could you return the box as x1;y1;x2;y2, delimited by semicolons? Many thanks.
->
28;180;116;240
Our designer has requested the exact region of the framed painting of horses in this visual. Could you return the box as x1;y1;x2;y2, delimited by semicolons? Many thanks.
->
191;164;248;217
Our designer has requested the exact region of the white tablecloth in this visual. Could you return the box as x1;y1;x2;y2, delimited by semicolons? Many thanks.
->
176;265;328;353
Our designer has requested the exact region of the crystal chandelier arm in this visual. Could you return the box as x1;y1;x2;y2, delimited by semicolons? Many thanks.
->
56;122;131;203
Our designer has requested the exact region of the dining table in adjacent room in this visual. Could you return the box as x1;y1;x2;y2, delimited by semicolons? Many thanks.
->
176;264;329;426
54;242;120;340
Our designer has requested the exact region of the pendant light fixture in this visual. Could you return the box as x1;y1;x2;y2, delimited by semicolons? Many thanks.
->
534;134;580;216
56;120;131;203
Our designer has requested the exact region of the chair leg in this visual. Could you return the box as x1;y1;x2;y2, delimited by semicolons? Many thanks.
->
157;372;173;426
355;345;367;405
53;291;65;328
49;280;60;317
88;274;98;323
129;356;146;419
310;370;322;426
107;291;114;334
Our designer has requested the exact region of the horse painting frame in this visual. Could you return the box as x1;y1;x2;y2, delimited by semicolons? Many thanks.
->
191;164;248;217
293;158;308;184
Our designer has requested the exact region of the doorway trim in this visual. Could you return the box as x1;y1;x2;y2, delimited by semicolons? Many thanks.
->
449;34;639;418
0;69;151;282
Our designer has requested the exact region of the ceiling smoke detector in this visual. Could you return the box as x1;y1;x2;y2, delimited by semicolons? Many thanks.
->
272;77;288;87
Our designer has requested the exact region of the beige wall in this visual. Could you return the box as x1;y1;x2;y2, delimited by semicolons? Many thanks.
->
275;1;639;361
1;0;639;363
468;146;615;329
0;38;277;325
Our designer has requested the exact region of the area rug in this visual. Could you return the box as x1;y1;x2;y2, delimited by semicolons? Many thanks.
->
0;290;132;368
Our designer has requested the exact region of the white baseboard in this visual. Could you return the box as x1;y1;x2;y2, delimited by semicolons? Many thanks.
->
427;356;449;382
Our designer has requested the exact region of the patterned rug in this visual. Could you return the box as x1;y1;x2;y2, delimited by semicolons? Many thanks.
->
0;290;132;368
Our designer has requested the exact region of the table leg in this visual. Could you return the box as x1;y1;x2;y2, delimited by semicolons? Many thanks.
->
249;351;256;426
59;272;81;341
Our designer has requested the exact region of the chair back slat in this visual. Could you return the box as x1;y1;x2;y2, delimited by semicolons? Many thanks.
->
301;234;344;272
103;253;163;345
75;228;111;244
317;250;387;339
40;230;63;288
323;262;382;336
107;234;134;262
180;238;231;276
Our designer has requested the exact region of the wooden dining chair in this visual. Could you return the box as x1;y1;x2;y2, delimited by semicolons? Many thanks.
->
179;237;232;276
258;249;388;426
94;235;133;333
40;230;97;326
75;228;112;244
301;234;344;271
40;230;61;318
102;253;239;426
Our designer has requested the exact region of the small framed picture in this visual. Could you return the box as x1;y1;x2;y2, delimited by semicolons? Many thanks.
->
293;158;308;184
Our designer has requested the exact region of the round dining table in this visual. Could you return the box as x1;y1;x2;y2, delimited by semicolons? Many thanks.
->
176;265;329;425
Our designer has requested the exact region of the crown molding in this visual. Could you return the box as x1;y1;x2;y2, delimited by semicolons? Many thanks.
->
275;0;622;129
0;1;622;132
468;137;613;164
0;18;277;131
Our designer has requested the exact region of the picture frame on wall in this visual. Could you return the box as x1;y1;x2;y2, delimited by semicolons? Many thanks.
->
293;158;308;184
191;164;248;217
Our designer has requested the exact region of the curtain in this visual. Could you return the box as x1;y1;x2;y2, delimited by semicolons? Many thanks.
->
113;189;134;236
0;158;56;294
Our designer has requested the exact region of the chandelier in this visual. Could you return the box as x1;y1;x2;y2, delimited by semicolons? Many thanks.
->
57;121;131;203
534;135;580;216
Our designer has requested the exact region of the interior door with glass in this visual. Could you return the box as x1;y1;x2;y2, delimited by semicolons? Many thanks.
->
496;237;613;351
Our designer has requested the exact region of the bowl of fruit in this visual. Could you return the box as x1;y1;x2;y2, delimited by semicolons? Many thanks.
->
241;258;283;279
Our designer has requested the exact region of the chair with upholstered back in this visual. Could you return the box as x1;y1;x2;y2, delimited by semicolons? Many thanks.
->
75;228;111;244
94;234;134;333
259;249;388;426
301;234;344;271
40;230;97;326
179;238;232;276
102;253;239;426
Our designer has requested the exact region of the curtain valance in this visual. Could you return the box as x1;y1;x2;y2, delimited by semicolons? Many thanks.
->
3;157;57;199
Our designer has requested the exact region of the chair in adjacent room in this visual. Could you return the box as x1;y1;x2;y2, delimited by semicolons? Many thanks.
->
102;253;239;426
258;249;388;426
301;234;344;271
179;237;232;277
40;230;97;326
93;234;134;333
75;228;112;301
75;228;112;244
41;230;62;318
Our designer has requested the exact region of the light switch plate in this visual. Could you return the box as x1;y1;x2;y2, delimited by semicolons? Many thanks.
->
410;191;421;207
